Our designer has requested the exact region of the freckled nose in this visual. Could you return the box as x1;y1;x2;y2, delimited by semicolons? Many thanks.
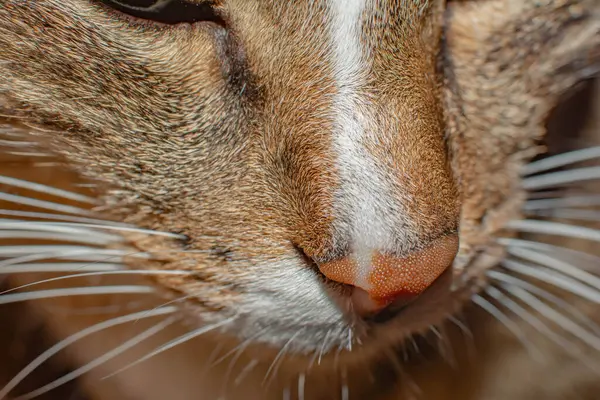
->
316;235;459;316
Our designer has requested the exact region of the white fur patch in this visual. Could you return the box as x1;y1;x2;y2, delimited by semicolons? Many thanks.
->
328;0;401;275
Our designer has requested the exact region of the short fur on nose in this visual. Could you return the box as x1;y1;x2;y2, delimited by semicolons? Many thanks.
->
317;235;459;315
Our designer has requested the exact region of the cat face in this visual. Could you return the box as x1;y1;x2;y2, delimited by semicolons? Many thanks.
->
0;0;598;371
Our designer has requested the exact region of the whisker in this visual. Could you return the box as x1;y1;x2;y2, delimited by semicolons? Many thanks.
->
522;166;600;190
317;329;332;366
0;192;92;215
0;285;154;305
14;317;178;400
487;270;600;336
506;246;600;291
0;221;121;240
502;259;600;304
6;151;52;158
446;315;473;340
211;330;264;368
0;175;94;204
526;208;600;222
220;333;264;397
0;270;192;295
446;314;477;363
485;286;581;354
0;209;125;226
282;386;291;400
234;359;259;387
33;162;61;168
523;147;600;176
45;302;147;316
500;284;600;352
0;139;35;148
297;373;306;400
0;247;138;267
506;220;600;243
263;330;302;386
0;306;177;399
102;316;237;380
0;220;184;240
523;195;600;211
471;294;542;361
0;231;117;245
340;366;349;400
0;262;123;274
497;238;600;270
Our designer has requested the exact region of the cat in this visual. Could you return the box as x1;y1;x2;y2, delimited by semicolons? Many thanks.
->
0;0;599;399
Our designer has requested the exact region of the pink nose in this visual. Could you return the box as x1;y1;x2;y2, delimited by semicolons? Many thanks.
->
316;235;459;315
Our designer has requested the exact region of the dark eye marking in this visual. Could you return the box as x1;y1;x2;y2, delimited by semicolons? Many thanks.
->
98;0;226;25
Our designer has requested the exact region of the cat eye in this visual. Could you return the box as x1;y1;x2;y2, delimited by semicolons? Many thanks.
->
98;0;225;25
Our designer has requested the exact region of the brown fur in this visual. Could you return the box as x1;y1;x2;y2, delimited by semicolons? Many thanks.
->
0;0;599;399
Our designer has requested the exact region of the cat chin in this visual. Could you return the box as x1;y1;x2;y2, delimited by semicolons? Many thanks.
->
177;267;477;371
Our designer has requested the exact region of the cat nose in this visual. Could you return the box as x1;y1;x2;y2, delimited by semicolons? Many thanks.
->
316;235;459;316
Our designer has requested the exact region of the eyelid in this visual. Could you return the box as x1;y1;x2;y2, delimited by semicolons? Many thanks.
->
96;0;227;26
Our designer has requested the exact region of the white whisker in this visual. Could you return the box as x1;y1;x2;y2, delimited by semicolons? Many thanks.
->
0;220;113;235
102;316;236;380
500;284;600;352
0;139;35;148
0;270;191;295
523;195;600;211
506;246;600;292
14;317;177;400
263;330;302;386
0;175;94;203
522;166;600;190
527;208;600;222
0;306;177;399
234;359;259;387
0;192;92;215
471;294;542;361
497;238;600;270
0;209;128;226
506;220;600;243
314;329;332;367
0;231;117;245
7;152;52;158
282;386;291;400
297;373;306;400
0;219;183;240
211;330;264;368
487;270;600;336
502;259;600;304
446;315;473;339
523;147;600;176
0;247;138;267
0;262;123;274
0;285;154;305
220;333;263;396
33;162;61;168
485;286;580;354
340;367;349;400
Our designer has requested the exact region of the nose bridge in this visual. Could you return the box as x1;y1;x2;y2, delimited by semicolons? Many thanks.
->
365;95;460;241
322;0;458;255
248;0;457;258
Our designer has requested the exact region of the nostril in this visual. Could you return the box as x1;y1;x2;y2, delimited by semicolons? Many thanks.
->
315;234;459;317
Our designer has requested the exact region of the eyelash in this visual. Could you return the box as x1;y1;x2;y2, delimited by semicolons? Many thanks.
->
97;0;226;26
